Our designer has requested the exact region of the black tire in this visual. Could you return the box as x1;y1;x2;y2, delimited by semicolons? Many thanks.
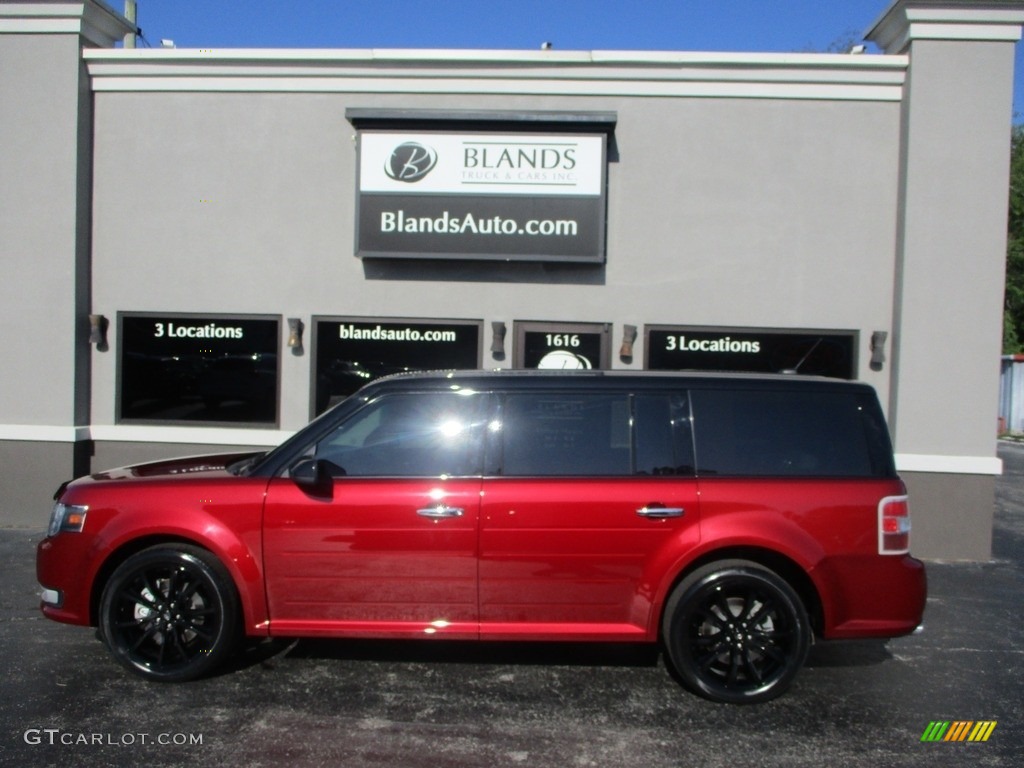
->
98;544;239;682
662;559;810;704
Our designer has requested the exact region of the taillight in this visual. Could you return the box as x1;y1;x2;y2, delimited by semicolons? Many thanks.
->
878;495;910;555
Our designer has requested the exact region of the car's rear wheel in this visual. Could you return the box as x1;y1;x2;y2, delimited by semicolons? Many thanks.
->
98;544;238;682
662;560;810;704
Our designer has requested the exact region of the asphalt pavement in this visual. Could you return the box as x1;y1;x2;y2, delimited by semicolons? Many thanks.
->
2;445;1022;767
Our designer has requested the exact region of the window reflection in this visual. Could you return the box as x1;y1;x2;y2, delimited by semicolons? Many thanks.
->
313;393;483;477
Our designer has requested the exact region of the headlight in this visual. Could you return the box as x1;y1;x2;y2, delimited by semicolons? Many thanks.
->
47;503;88;537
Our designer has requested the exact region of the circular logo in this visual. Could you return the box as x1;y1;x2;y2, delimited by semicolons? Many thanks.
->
537;350;593;370
385;142;437;183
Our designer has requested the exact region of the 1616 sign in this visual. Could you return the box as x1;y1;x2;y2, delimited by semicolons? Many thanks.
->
516;322;611;370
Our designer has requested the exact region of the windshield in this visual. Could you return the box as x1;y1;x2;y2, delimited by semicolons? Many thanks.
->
244;394;369;477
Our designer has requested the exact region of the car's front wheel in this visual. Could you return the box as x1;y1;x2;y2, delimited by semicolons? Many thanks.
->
98;544;239;682
662;560;810;704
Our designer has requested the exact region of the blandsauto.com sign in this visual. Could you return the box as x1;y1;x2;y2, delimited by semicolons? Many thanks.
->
356;132;606;263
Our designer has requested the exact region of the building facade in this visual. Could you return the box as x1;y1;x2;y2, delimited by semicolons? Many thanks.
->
2;0;1023;559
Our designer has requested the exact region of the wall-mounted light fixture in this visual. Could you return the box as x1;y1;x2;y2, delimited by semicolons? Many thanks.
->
619;324;638;363
287;318;304;355
88;314;108;351
870;330;888;371
491;321;507;361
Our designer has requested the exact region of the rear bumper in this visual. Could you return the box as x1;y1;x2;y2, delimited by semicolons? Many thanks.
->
818;554;927;639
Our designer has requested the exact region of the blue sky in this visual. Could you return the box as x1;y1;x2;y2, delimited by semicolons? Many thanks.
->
125;0;1024;121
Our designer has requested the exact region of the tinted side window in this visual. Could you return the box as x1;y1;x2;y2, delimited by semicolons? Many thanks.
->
312;392;485;477
500;394;631;476
691;389;876;477
634;394;695;476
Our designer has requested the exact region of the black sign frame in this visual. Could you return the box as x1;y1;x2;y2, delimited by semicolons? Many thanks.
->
354;129;608;264
311;316;484;415
644;325;859;379
116;312;281;427
513;321;612;370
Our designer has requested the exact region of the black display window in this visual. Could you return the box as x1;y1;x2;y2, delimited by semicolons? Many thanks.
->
513;321;611;369
118;313;280;425
312;317;482;414
645;326;857;380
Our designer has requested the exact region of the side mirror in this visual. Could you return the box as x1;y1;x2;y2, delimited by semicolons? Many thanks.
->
289;458;332;497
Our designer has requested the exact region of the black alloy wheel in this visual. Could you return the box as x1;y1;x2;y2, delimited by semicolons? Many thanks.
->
662;560;810;704
98;544;239;682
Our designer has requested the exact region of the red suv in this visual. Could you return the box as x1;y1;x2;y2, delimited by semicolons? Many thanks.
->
37;371;925;703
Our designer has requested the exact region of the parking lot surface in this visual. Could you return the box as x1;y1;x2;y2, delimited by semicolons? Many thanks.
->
2;446;1023;768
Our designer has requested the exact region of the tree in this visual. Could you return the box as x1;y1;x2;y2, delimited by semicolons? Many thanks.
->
1005;124;1024;353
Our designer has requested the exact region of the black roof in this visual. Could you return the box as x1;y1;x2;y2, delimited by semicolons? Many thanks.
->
363;368;874;393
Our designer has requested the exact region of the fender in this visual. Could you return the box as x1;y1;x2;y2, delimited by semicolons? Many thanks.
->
643;508;828;637
67;478;270;636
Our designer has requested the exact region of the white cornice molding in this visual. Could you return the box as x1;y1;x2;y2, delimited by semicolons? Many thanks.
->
867;0;1024;54
895;453;1003;475
88;425;294;446
0;1;134;47
0;424;293;447
0;425;92;443
81;48;908;102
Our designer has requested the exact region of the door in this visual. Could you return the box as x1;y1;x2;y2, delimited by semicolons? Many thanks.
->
262;391;487;638
478;391;699;640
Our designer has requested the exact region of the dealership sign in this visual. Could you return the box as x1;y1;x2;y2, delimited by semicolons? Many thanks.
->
356;132;606;262
646;327;857;379
313;317;482;413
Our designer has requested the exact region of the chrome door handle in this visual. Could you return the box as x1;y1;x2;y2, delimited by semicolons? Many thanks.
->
417;505;465;518
636;506;685;519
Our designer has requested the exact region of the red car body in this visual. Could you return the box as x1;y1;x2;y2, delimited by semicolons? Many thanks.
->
37;466;925;639
37;371;926;703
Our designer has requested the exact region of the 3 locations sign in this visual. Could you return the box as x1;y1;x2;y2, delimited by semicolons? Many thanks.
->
356;132;607;262
119;313;279;425
646;327;857;379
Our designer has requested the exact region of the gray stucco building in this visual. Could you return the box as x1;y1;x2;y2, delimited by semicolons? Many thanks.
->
2;0;1023;559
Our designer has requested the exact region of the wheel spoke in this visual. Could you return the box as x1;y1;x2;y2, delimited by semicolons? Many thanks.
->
156;630;169;666
694;604;729;632
693;632;724;648
167;626;191;661
697;651;725;672
726;649;742;685
743;650;764;684
186;623;215;643
119;587;159;611
747;596;775;625
711;594;736;622
141;573;166;603
166;567;184;599
177;579;202;603
129;622;160;652
753;638;788;664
